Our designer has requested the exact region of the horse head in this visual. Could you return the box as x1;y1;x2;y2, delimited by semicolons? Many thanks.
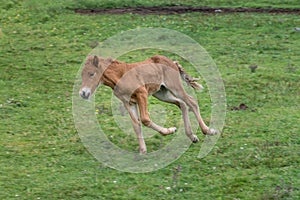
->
79;55;111;99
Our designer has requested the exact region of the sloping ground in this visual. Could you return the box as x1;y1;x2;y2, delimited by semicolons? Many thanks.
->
75;6;300;15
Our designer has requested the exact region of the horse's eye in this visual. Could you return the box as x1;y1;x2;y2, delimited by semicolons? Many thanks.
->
88;72;95;77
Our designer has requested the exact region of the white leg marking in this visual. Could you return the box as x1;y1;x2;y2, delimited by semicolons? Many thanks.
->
207;128;218;135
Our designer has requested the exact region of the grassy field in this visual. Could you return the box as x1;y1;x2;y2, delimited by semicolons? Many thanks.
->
1;0;300;199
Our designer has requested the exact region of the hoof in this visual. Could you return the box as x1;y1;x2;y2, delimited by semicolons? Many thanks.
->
191;134;199;143
168;127;177;134
160;127;177;135
139;148;147;154
206;128;218;135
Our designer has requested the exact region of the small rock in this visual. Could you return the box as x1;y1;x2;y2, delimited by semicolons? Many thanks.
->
294;27;300;32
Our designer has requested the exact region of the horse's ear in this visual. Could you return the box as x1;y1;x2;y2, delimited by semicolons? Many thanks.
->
93;56;99;67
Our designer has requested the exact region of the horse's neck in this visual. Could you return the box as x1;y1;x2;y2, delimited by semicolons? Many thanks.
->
101;62;127;89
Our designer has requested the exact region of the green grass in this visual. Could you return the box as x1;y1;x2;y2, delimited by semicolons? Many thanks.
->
1;1;300;199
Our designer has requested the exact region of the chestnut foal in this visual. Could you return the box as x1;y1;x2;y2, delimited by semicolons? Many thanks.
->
79;55;217;153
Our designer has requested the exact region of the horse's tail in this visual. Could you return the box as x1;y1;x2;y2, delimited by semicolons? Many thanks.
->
174;61;204;91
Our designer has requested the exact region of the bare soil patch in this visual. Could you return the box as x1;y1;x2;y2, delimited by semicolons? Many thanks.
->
75;6;300;15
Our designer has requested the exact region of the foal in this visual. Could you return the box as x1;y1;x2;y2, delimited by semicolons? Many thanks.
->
79;55;217;153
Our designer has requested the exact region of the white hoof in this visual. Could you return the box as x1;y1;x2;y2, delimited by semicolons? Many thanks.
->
168;127;177;134
207;128;218;135
160;127;177;135
191;134;199;143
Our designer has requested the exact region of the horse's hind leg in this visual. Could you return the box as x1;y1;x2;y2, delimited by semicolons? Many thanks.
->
165;80;217;135
136;88;176;135
153;88;199;143
182;94;218;135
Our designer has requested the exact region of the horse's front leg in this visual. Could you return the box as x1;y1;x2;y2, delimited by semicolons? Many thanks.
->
124;103;147;154
136;88;176;135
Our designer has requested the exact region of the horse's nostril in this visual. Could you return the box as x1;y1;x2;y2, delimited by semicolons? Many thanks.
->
80;87;91;99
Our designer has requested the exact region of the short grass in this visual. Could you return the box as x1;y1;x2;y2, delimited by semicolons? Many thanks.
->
0;1;299;199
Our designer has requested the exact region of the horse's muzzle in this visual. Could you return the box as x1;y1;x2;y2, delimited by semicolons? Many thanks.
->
79;87;91;99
